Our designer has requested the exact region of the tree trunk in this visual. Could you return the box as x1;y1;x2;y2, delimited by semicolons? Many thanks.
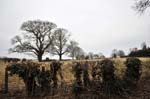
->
38;53;43;62
59;54;62;61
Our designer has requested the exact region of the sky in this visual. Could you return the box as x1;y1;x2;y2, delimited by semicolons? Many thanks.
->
0;0;150;59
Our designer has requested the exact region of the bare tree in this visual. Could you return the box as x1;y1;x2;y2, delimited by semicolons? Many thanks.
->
98;52;105;58
9;20;57;62
88;52;94;59
93;53;105;59
68;40;80;59
111;49;117;58
133;0;150;14
75;47;85;60
130;47;138;52
117;50;125;57
93;54;99;59
141;42;147;50
50;28;70;60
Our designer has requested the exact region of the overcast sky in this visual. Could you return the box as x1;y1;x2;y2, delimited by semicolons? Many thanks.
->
0;0;150;59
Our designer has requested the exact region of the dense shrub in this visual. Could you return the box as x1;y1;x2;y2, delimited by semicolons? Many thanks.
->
123;57;142;86
100;59;115;83
7;62;40;96
91;61;101;81
72;62;83;98
99;59;125;95
38;67;51;96
90;58;142;95
72;80;83;98
83;69;90;87
7;62;51;96
50;61;62;88
72;62;83;85
81;61;90;87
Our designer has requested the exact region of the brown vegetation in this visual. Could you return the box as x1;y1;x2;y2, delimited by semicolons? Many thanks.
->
0;58;150;99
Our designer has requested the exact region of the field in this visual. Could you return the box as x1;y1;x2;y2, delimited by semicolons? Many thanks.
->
0;57;150;99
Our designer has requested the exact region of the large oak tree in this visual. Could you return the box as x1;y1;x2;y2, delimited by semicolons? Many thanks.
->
9;20;57;62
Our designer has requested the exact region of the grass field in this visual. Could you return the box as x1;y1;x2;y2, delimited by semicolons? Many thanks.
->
0;57;150;98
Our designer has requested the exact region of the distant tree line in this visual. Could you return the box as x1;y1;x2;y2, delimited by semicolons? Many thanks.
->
110;42;150;58
129;48;150;57
129;42;150;57
0;57;20;63
85;52;105;59
111;49;125;58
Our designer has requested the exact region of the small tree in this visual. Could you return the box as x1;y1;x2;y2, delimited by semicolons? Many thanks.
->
50;28;70;60
9;20;57;62
123;57;142;86
117;50;125;57
72;62;83;84
7;62;41;96
7;62;51;96
72;62;83;98
141;42;147;50
68;40;84;60
75;48;85;60
100;59;116;94
100;59;115;83
38;67;51;96
68;40;79;59
111;49;117;58
50;61;62;88
98;52;105;58
83;62;90;87
93;54;99;59
88;52;94;59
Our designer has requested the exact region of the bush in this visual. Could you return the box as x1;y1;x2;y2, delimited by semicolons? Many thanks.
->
100;59;115;83
83;69;90;87
38;67;51;96
7;62;40;96
72;62;83;98
72;80;83;98
7;62;51;96
91;61;101;81
123;57;142;86
100;59;124;95
72;62;82;83
50;61;62;88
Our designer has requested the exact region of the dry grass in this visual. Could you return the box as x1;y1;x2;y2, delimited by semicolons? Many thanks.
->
0;58;150;95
